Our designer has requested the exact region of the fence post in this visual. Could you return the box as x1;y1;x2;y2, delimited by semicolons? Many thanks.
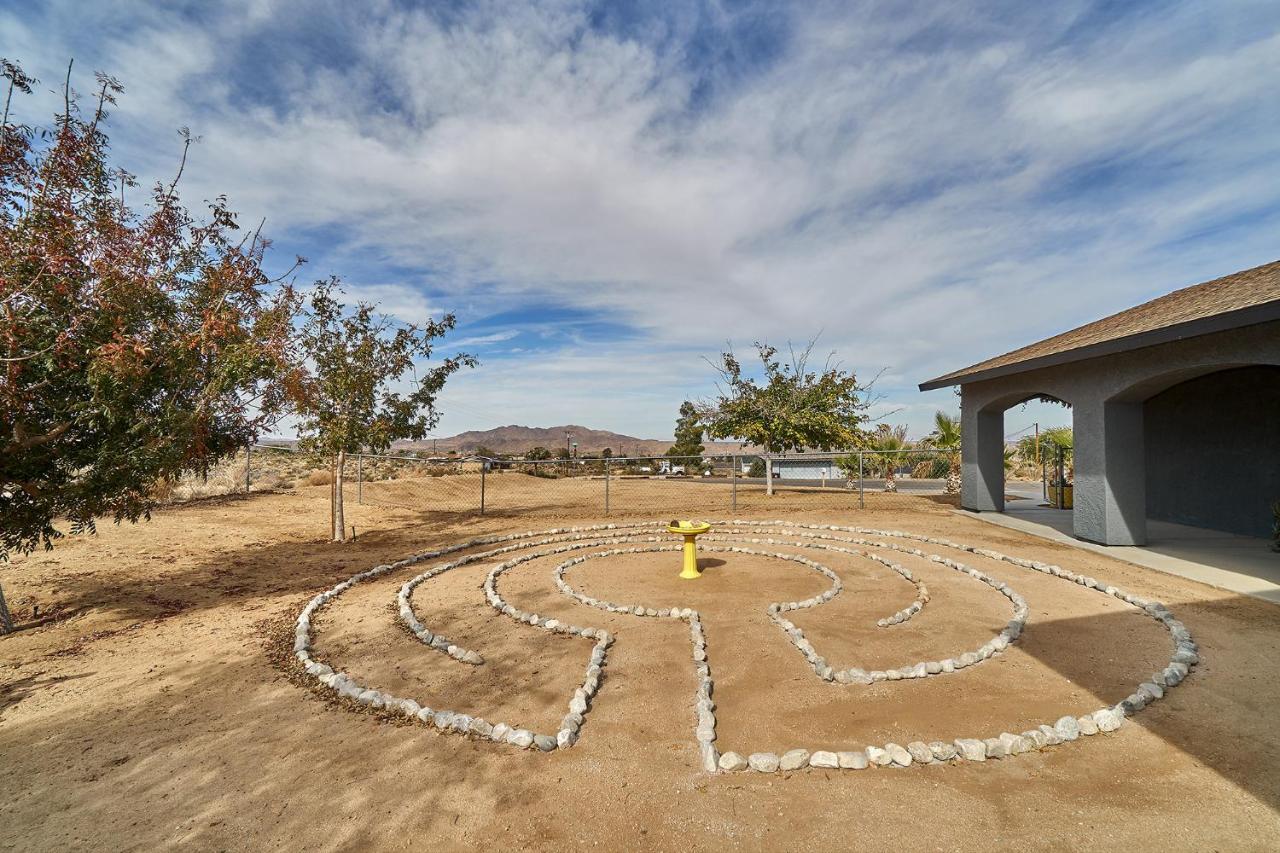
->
731;454;738;513
245;444;252;493
604;457;610;515
357;453;363;504
480;462;486;516
858;451;865;510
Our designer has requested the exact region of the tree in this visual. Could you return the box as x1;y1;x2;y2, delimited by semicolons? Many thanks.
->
866;424;909;492
700;340;870;494
1016;427;1073;474
0;59;300;630
601;447;612;459
471;444;497;459
525;446;552;460
666;400;704;463
923;411;962;494
294;278;474;541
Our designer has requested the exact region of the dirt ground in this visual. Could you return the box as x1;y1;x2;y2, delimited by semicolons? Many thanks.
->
1;480;1278;852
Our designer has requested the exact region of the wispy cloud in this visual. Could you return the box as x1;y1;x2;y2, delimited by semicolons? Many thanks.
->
8;0;1278;438
452;330;519;348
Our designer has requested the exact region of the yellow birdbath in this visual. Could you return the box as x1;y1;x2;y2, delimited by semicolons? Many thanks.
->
667;520;712;579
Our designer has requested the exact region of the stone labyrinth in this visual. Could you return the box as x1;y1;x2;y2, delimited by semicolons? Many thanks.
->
293;520;1199;773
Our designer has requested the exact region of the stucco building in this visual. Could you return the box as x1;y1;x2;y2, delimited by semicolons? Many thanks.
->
920;260;1280;545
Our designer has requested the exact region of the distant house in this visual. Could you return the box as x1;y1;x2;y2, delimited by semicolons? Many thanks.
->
920;260;1280;543
771;457;841;482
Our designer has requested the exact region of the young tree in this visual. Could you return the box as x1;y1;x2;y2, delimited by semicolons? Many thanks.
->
699;341;870;494
868;424;909;492
666;400;705;464
0;59;299;630
525;446;552;460
294;279;474;541
923;410;962;494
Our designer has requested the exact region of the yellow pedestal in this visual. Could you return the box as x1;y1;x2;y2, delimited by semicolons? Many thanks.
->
667;520;711;579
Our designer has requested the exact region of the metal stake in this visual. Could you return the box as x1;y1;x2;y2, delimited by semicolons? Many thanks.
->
858;451;865;510
731;454;738;512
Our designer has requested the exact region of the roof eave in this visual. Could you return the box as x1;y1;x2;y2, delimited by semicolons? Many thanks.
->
917;299;1280;392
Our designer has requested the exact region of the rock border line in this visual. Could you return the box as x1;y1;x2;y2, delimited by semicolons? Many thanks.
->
291;520;1198;773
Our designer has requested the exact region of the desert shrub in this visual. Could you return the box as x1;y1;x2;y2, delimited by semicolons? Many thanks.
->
307;470;334;486
149;479;175;502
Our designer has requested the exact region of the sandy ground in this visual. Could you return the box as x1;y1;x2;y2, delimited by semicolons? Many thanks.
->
1;480;1278;852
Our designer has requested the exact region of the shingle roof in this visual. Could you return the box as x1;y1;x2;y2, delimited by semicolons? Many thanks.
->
919;259;1280;390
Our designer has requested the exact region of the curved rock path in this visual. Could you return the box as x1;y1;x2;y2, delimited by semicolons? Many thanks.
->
293;520;1197;773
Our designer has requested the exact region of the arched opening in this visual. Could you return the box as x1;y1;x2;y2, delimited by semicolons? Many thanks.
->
964;391;1073;523
1140;365;1280;538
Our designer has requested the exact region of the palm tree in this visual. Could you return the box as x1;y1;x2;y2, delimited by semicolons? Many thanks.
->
925;411;962;495
868;424;908;492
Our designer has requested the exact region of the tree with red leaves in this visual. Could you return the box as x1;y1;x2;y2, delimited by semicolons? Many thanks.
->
0;59;301;630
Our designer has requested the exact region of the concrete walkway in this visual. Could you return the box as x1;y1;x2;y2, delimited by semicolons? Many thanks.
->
959;493;1280;604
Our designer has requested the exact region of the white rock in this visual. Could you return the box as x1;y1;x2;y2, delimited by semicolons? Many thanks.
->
926;737;957;758
779;749;810;771
885;743;912;767
718;751;748;771
837;751;869;769
954;739;987;761
809;750;839;769
748;752;780;773
906;742;933;764
865;746;891;766
1093;709;1123;732
1054;716;1080;741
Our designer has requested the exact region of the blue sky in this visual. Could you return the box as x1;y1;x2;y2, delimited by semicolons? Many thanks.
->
5;0;1279;441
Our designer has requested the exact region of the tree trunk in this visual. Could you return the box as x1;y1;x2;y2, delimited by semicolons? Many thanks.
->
0;579;14;634
332;450;346;542
765;455;774;496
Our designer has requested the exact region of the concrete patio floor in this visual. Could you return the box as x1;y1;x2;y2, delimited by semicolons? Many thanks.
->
960;483;1280;604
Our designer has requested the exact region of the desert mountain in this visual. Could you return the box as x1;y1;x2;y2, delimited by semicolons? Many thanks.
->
394;425;752;457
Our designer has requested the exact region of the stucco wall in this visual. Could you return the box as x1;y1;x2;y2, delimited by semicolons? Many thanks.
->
958;318;1280;544
1144;366;1280;538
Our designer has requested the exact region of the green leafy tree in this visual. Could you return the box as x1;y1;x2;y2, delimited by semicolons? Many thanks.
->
525;446;552;460
471;444;497;459
666;400;705;463
0;59;300;630
601;447;612;459
294;278;474;541
700;341;870;494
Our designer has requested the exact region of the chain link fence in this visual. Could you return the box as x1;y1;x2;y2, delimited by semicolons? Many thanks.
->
241;445;962;518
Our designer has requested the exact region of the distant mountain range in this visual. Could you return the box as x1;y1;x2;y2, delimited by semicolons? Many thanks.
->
393;424;753;457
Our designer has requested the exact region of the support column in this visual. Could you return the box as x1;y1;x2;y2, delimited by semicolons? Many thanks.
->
1073;399;1147;546
961;392;1004;512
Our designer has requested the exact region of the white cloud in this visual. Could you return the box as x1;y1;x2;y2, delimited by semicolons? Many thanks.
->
9;0;1279;439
